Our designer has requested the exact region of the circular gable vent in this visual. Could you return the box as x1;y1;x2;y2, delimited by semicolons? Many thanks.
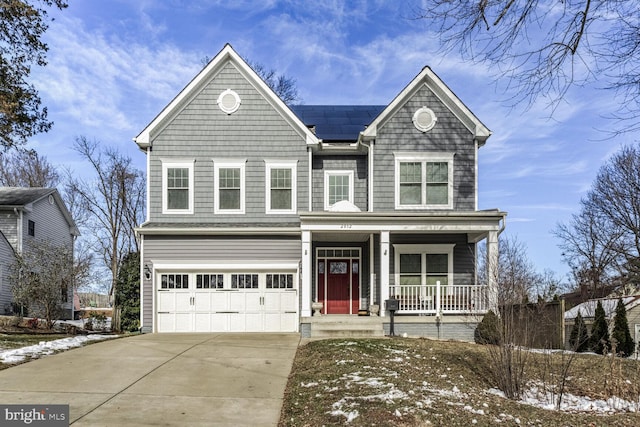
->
217;89;241;114
413;106;437;132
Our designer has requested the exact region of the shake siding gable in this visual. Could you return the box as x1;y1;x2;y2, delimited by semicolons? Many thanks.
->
149;62;308;224
373;84;477;212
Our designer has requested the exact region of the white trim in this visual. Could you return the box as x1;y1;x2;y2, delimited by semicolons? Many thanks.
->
308;148;313;212
394;152;454;210
161;159;195;215
216;89;241;114
146;148;151;222
393;243;455;288
264;160;297;214
213;159;246;214
324;170;354;211
412;106;437;132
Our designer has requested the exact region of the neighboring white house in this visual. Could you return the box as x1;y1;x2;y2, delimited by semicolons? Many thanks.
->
564;296;640;349
0;187;80;319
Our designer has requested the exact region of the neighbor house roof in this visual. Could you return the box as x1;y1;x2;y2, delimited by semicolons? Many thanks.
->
0;187;56;206
0;187;80;236
564;295;640;320
290;105;385;142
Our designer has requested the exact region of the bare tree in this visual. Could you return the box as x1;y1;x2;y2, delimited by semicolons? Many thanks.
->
66;136;145;330
554;207;622;293
0;149;60;187
246;60;301;104
201;56;301;104
557;144;640;292
417;1;640;130
9;239;74;329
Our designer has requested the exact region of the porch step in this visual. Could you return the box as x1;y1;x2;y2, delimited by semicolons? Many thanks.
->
308;315;385;338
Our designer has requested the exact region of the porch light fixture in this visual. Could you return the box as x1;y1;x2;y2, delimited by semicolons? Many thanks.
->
144;264;152;280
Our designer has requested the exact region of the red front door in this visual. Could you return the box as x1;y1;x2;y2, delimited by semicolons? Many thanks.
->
318;259;359;314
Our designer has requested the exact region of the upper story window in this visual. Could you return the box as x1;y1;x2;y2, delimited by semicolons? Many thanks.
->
265;160;297;214
214;159;246;214
395;153;454;209
324;170;354;210
162;160;194;214
28;220;35;236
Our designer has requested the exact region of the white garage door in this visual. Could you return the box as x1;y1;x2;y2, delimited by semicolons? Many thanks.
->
156;271;298;333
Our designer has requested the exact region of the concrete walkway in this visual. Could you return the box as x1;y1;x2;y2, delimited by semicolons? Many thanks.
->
0;333;300;426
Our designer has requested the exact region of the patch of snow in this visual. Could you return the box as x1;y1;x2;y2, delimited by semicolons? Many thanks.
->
330;409;359;423
300;382;318;388
0;334;115;364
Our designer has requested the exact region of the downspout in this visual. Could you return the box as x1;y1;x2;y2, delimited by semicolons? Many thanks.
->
14;208;22;253
146;147;151;223
308;147;312;212
358;133;374;212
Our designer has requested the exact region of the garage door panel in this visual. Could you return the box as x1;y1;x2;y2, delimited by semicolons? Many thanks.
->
175;313;192;332
194;313;212;331
157;313;174;333
229;293;246;311
228;313;246;332
157;292;175;312
211;313;228;332
194;292;212;312
175;293;192;311
211;293;229;311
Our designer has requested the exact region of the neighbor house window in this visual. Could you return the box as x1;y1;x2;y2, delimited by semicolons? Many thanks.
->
324;170;354;210
162;160;194;214
265;160;297;214
395;153;454;209
394;244;454;287
214;159;246;214
28;220;35;236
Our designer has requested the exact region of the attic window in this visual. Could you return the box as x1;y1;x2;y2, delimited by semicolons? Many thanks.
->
217;89;241;114
413;107;437;132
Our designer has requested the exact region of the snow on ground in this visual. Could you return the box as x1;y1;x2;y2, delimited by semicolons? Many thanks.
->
0;335;115;364
316;342;640;423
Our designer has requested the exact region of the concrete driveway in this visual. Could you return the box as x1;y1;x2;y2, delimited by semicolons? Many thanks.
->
0;333;300;426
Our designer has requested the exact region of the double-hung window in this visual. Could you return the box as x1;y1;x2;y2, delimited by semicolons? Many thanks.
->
395;153;454;209
162;160;194;214
394;244;454;288
214;159;246;214
324;170;354;210
265;160;297;214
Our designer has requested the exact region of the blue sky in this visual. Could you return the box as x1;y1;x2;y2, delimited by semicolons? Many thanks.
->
27;1;638;281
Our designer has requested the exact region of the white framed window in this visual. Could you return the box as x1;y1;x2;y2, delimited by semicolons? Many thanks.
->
395;153;454;209
214;159;246;214
324;170;354;210
265;160;297;214
393;244;454;287
162;160;195;214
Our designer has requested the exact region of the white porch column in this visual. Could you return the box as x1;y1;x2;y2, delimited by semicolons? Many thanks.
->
380;231;390;317
486;230;499;313
301;230;312;317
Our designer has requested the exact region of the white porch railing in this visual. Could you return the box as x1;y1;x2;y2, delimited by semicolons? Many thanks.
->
388;281;488;314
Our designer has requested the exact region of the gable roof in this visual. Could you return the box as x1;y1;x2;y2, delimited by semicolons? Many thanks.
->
134;44;320;148
564;296;640;320
360;66;491;146
290;105;385;142
0;187;80;236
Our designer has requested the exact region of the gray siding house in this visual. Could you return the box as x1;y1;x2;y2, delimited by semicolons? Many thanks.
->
134;44;506;339
0;187;80;318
